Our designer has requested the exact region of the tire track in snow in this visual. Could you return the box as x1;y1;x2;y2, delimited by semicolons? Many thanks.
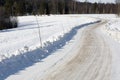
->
40;21;112;80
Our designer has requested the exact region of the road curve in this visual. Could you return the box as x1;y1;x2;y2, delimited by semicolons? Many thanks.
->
40;21;112;80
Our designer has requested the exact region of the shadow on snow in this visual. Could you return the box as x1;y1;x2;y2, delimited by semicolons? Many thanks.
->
0;20;100;80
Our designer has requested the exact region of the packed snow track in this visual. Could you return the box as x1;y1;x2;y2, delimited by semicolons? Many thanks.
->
39;21;112;80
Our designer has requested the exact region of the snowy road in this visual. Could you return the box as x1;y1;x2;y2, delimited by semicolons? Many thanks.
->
4;16;115;80
39;21;112;80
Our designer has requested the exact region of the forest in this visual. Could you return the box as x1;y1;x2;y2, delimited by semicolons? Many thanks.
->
0;0;119;30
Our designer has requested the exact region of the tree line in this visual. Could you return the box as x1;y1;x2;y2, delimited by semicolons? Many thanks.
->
0;0;117;15
0;0;118;30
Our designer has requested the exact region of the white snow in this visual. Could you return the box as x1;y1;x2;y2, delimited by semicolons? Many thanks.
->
0;15;97;61
5;21;86;80
78;14;120;80
0;15;98;80
1;14;120;80
104;18;120;43
96;15;120;80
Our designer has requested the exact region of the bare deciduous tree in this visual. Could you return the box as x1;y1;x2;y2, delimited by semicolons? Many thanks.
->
116;0;120;16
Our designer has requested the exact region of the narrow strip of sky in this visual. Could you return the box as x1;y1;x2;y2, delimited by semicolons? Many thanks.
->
77;0;115;3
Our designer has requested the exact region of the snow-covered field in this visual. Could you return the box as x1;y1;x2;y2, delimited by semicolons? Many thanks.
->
0;15;97;61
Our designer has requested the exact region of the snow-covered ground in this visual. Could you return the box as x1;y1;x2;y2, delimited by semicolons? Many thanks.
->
86;14;120;80
0;15;97;61
104;18;120;42
1;14;120;80
0;15;99;80
101;16;120;80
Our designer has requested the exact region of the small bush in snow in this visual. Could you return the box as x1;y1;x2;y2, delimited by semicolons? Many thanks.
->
0;7;18;30
24;46;29;52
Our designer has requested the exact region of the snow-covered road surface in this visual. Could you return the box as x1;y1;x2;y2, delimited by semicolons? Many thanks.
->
39;21;112;80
